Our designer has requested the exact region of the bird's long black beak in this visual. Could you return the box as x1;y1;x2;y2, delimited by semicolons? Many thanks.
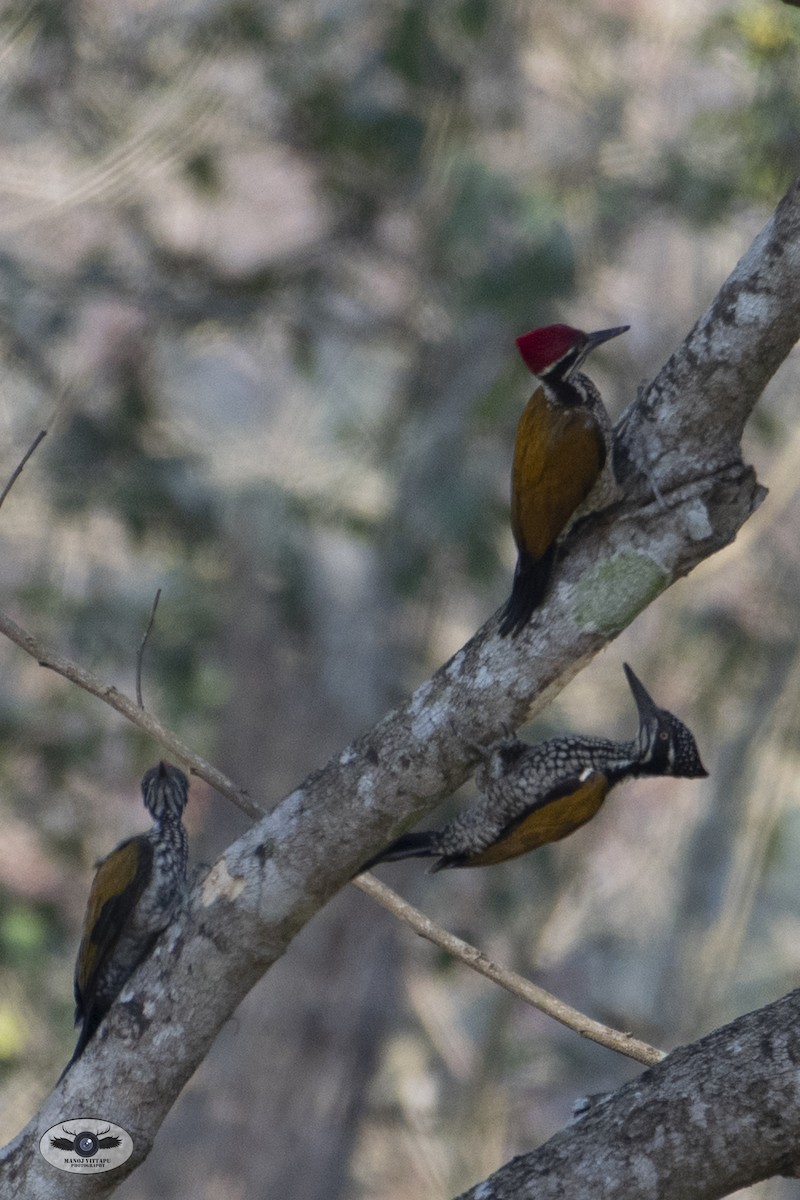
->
585;325;630;352
623;662;660;724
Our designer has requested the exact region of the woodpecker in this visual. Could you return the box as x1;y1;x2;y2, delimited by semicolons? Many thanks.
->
361;664;706;872
498;321;629;637
59;761;189;1080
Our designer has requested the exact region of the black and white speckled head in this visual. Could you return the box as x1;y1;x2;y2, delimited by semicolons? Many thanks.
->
141;761;190;822
624;664;707;779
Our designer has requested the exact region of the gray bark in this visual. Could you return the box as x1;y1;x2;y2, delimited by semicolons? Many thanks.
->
456;989;800;1200
3;175;800;1198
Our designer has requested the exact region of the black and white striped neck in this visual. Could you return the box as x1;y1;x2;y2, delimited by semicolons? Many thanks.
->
542;369;602;412
150;816;188;870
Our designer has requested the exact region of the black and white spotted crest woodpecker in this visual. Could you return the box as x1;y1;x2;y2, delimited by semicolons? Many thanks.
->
498;321;629;637
59;761;189;1080
360;664;706;873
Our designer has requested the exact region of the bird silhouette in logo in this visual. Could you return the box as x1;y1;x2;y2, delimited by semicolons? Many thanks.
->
49;1125;122;1156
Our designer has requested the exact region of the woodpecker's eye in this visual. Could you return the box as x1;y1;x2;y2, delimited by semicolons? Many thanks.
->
659;731;669;741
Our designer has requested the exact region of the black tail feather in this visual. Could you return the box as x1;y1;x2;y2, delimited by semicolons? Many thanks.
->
357;830;438;874
56;1013;99;1084
498;546;556;637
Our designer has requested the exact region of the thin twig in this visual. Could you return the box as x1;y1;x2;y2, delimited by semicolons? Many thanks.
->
352;871;666;1067
0;430;47;511
136;588;162;708
0;607;264;821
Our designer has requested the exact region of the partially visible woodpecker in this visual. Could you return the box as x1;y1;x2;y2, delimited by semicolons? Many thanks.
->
498;321;629;637
361;664;706;873
59;761;189;1080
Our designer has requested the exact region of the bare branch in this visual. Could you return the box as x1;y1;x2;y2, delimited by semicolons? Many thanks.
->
0;429;46;511
0;607;263;821
617;175;800;494
352;872;664;1066
136;588;161;708
454;989;800;1200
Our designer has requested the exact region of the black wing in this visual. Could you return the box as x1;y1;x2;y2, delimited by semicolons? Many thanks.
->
50;1136;75;1150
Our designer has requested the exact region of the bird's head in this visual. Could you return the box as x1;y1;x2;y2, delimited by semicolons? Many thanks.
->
624;663;708;779
516;322;629;381
141;761;190;821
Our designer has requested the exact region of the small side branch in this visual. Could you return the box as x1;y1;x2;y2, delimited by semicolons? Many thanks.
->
0;429;47;511
0;606;263;821
352;872;665;1067
136;588;162;708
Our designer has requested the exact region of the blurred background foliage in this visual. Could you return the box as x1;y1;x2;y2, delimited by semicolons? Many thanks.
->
0;0;799;1197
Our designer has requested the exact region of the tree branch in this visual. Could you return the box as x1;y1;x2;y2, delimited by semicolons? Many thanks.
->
352;873;665;1066
455;989;800;1199
2;177;800;1197
135;587;161;710
0;609;262;821
0;429;46;510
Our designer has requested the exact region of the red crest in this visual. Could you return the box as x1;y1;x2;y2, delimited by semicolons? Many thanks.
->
515;324;583;376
